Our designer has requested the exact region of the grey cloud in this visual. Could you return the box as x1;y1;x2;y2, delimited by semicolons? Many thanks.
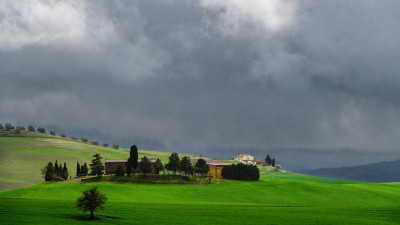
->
1;0;400;163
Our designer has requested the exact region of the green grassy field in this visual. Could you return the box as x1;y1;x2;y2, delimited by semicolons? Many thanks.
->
0;179;399;224
0;135;195;191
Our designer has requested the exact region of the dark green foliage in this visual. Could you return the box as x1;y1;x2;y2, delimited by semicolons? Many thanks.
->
126;158;132;176
60;133;66;138
179;156;192;177
76;187;107;220
265;155;272;166
28;125;35;132
55;160;59;174
77;162;81;176
139;156;151;177
49;131;56;136
221;164;260;180
113;143;119;149
115;165;124;176
5;123;15;131
82;163;89;176
102;142;109;147
37;127;45;133
81;137;88;142
272;158;276;167
154;158;164;175
15;127;22;134
165;153;180;176
71;136;78;140
62;163;68;180
90;154;104;177
41;162;55;181
90;140;99;145
130;145;139;175
195;158;210;177
0;123;4;129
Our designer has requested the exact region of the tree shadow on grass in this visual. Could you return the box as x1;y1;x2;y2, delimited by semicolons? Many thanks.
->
61;214;122;221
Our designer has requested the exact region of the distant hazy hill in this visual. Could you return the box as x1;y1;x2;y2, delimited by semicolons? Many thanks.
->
298;160;400;182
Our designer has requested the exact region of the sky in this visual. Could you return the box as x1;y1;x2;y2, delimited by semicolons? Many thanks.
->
1;0;400;169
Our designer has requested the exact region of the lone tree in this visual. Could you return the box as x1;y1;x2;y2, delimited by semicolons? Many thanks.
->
165;153;180;176
129;145;139;175
154;158;164;176
180;156;192;177
195;158;210;177
90;154;104;177
139;156;151;178
76;187;107;220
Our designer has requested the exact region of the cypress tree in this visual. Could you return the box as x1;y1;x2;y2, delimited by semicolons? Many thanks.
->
272;158;276;167
129;145;139;175
83;163;88;176
55;160;59;175
266;155;272;166
77;162;81;176
126;158;132;176
62;162;68;180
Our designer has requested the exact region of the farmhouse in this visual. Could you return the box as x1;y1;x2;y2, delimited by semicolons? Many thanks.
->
206;163;234;178
233;154;256;165
105;158;157;174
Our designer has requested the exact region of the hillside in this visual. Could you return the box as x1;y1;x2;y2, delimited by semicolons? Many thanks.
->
299;160;400;182
0;134;196;192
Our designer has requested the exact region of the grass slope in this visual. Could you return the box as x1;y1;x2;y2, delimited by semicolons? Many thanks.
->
0;136;193;191
0;180;399;224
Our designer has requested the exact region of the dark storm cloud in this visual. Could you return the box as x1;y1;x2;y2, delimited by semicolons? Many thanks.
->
1;0;400;160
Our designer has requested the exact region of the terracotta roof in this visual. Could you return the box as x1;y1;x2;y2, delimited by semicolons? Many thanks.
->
105;158;157;163
207;163;234;166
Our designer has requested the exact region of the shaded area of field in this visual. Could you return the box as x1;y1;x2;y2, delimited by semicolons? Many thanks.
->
0;180;399;224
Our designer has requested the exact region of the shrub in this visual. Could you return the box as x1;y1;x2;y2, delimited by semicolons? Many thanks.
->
71;136;78;140
113;143;119;149
90;140;99;146
81;137;88;142
103;142;109;147
50;131;56;136
37;127;46;133
28;125;35;132
275;164;281;170
115;165;124;176
60;133;66;138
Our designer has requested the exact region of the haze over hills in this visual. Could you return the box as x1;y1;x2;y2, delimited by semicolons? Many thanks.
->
299;160;400;183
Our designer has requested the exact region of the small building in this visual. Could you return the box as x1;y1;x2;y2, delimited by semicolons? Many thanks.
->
206;163;234;178
233;154;256;164
105;158;157;175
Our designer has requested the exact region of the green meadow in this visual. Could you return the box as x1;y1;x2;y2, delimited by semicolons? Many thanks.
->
1;135;400;224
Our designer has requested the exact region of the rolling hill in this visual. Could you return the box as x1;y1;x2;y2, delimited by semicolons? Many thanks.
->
299;160;400;182
0;131;196;191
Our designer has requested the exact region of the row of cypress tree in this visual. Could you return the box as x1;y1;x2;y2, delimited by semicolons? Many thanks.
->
221;163;260;180
76;162;89;176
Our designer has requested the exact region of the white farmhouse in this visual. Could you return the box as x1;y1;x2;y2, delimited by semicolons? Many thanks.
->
233;154;256;165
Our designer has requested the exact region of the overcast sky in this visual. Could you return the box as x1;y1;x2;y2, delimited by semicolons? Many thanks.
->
1;0;400;161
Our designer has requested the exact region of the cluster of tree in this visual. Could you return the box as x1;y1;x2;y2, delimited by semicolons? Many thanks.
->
265;154;276;167
41;160;69;181
221;164;260;180
165;153;210;177
76;162;89;176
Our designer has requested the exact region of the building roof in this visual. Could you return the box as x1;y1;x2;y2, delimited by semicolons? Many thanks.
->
208;163;234;166
105;158;157;163
105;159;127;163
234;154;253;158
